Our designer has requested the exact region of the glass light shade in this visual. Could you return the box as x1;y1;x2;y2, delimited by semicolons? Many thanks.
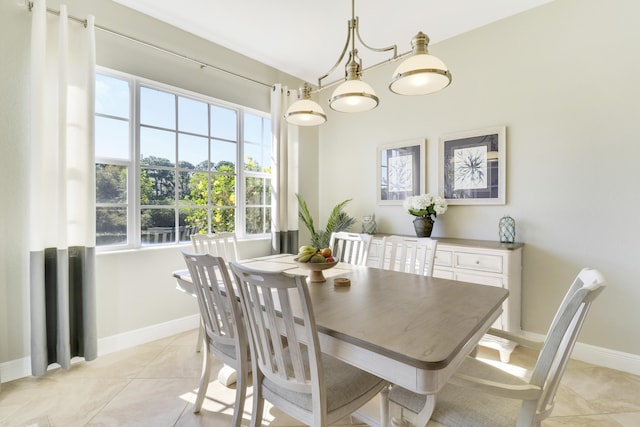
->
329;79;379;112
284;99;327;126
389;53;452;95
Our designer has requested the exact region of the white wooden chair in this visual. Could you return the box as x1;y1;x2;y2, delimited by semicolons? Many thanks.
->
191;232;239;262
229;262;389;427
329;231;372;266
186;232;240;351
388;268;606;427
181;252;249;427
378;235;438;277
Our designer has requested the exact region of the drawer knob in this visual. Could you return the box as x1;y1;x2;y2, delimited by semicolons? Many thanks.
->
475;260;480;264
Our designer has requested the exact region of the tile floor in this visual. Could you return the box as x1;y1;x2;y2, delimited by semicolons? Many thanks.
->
1;328;640;427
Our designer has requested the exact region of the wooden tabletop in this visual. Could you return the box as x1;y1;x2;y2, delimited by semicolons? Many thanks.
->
237;254;508;371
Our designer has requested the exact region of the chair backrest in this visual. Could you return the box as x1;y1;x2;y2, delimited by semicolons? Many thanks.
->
229;262;324;397
521;268;606;425
181;252;246;366
329;232;372;266
191;232;239;262
378;235;438;276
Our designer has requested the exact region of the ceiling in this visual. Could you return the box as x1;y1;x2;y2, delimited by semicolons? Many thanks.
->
112;0;553;85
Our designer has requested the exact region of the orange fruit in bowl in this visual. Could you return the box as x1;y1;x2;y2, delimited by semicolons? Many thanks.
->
320;247;332;258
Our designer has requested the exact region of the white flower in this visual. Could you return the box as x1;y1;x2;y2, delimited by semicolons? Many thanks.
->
403;193;448;219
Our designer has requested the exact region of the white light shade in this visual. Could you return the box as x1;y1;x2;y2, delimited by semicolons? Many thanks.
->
285;99;327;126
389;53;452;95
329;79;379;112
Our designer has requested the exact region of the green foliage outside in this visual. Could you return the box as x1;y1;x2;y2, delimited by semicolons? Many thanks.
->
96;156;268;244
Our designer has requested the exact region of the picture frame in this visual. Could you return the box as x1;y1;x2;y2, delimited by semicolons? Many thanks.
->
439;126;506;205
377;139;426;205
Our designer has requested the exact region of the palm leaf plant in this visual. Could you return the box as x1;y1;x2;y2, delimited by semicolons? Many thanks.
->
296;194;356;249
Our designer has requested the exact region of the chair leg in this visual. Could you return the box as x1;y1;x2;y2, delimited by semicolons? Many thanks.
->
250;373;265;427
193;343;211;413
196;323;203;352
231;362;247;427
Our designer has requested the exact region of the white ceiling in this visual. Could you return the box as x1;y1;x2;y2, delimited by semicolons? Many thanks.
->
112;0;553;84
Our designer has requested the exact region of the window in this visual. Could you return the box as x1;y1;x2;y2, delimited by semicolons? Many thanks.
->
95;69;272;249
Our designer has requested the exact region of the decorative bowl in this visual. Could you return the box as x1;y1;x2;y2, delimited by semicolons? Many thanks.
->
293;257;339;283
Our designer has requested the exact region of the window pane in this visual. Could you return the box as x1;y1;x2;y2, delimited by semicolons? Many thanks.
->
141;208;175;245
244;142;262;171
96;117;130;160
140;127;176;166
212;140;236;170
262;140;272;172
211;173;235;207
96;74;129;118
140;86;175;129
178;134;208;169
182;170;209;205
179;208;206;241
244;113;262;142
96;207;127;245
211;207;235;233
265;177;272;202
96;164;127;203
246;207;264;234
245;176;263;205
178;96;208;135
211;105;237;140
141;168;175;205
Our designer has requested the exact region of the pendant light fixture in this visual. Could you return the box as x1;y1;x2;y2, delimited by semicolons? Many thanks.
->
389;32;452;95
284;83;327;126
284;0;452;126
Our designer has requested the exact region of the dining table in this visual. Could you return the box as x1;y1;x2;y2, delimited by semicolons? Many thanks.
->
173;253;508;427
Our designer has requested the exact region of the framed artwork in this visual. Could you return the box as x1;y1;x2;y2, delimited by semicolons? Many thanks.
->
377;139;426;205
439;126;506;205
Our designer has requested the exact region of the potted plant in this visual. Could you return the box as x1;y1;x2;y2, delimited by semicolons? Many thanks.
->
296;194;356;249
403;193;448;237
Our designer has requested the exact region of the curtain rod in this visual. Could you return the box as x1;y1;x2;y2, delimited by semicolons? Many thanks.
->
25;1;273;89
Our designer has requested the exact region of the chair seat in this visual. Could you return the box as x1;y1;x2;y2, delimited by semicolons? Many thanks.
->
263;350;386;415
390;357;526;427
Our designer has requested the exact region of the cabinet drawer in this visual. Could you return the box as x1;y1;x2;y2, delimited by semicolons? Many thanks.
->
433;268;454;280
454;252;503;273
455;272;504;288
434;250;452;267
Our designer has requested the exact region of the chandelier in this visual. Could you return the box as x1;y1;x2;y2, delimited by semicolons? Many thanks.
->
285;0;452;126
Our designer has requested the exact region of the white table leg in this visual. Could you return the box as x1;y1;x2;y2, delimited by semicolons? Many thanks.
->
217;364;237;387
380;384;390;427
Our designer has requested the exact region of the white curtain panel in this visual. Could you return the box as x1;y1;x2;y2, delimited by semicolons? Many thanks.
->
29;0;97;376
270;84;299;254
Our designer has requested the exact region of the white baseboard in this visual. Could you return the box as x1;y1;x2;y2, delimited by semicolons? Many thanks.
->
523;331;640;376
3;320;640;384
1;314;200;384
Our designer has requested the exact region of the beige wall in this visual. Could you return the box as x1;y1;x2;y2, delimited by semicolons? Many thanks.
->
316;0;640;355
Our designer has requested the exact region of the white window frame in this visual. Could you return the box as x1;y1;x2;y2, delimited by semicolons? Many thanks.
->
95;67;271;251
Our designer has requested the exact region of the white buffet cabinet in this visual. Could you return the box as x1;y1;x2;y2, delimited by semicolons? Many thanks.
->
367;237;523;362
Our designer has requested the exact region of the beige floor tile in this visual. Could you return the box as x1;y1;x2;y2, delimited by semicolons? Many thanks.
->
3;328;640;427
85;378;195;427
560;366;640;413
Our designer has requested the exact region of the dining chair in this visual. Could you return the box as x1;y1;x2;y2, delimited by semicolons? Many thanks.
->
229;261;389;427
388;267;606;427
378;235;438;277
182;252;250;427
329;231;373;266
191;231;239;262
187;232;240;351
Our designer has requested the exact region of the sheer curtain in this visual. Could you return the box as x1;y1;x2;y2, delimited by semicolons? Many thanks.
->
29;0;97;376
270;84;299;254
